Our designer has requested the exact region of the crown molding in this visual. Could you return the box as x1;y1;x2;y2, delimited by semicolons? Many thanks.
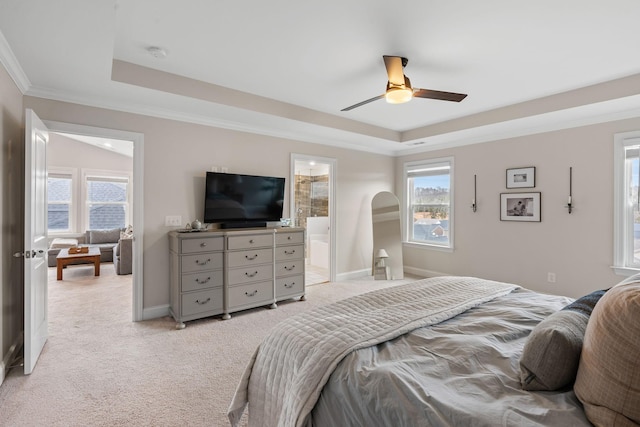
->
0;29;30;93
25;84;398;156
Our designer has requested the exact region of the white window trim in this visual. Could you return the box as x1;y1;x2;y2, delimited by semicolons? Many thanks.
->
47;166;77;235
402;156;454;251
81;168;133;231
613;131;640;276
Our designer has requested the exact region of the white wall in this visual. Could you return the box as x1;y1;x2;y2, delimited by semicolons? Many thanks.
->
24;96;395;311
48;133;133;172
397;117;640;298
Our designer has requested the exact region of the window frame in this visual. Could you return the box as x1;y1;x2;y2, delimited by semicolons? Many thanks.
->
402;157;454;252
613;131;640;275
46;167;77;234
81;168;132;231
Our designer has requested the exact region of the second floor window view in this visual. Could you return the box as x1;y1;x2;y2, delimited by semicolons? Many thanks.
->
86;176;129;230
614;132;640;273
404;158;453;249
47;169;131;234
47;173;73;232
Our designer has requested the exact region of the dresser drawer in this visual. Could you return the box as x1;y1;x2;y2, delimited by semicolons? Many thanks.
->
227;234;273;250
276;275;304;298
181;252;223;273
228;280;273;309
181;270;223;292
275;244;303;261
227;248;273;268
276;260;304;277
181;236;224;254
276;231;304;246
181;288;223;316
228;264;273;285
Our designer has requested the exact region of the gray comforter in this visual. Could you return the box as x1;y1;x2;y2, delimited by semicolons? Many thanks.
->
311;287;591;426
229;276;524;426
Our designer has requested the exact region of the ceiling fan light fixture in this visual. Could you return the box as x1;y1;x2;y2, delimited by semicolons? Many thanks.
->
385;75;413;104
385;87;413;104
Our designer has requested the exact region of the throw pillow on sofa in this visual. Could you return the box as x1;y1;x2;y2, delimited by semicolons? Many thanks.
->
89;228;121;244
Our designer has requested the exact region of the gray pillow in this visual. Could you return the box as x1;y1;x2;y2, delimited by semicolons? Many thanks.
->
89;228;121;244
519;289;606;391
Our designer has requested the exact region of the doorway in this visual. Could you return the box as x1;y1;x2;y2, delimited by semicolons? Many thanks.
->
43;121;144;321
291;154;336;285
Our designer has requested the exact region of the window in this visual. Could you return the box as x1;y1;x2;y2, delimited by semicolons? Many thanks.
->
47;169;75;233
404;157;454;249
85;174;130;229
614;132;640;274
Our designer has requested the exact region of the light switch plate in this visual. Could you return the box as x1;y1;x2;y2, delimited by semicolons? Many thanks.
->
165;215;182;226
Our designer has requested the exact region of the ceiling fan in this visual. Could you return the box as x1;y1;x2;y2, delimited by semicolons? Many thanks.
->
341;55;467;111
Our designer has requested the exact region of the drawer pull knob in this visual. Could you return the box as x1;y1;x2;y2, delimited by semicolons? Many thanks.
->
245;271;258;277
284;265;296;271
195;277;211;284
195;297;211;305
195;258;211;266
284;250;295;255
245;290;258;297
287;236;292;240
249;239;255;244
284;282;295;289
200;242;207;247
245;254;258;260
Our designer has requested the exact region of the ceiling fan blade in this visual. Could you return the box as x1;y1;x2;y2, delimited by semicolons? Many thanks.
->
413;88;467;102
341;94;385;111
382;55;406;86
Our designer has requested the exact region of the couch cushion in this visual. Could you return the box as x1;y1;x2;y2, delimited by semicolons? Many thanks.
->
574;280;640;426
519;289;606;391
49;238;78;249
89;228;121;244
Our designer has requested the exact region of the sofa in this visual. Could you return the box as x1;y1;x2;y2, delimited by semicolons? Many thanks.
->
47;228;133;275
113;237;132;275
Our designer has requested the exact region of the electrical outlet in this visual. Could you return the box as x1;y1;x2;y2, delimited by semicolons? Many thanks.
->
165;215;182;227
547;272;556;283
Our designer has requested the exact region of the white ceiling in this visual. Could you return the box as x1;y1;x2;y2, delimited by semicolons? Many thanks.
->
2;0;640;155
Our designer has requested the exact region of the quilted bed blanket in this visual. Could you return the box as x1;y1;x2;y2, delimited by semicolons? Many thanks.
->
228;276;519;427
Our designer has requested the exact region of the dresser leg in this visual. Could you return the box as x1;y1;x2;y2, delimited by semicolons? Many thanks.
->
300;295;306;301
176;322;186;330
270;302;277;309
222;313;231;320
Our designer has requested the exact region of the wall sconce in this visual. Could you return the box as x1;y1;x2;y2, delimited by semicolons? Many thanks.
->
471;174;477;212
566;167;573;214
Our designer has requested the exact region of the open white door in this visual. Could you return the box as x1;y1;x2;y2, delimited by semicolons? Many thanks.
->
23;109;49;374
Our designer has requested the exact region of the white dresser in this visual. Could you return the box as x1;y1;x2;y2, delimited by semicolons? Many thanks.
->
169;227;305;328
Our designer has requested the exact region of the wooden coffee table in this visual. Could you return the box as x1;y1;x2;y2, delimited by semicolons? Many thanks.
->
56;247;101;280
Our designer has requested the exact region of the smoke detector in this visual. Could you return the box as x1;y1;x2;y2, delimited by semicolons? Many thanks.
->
146;46;167;59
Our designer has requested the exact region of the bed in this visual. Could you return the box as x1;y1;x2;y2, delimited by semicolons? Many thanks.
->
228;276;640;427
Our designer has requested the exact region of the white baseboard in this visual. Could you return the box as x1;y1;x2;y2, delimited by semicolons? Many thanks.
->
403;266;449;278
1;332;24;386
142;304;170;320
335;268;371;281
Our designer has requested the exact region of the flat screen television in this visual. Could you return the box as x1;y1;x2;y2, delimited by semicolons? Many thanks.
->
204;172;285;228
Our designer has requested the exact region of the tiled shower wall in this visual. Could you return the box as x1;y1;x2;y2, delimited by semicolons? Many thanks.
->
294;174;329;229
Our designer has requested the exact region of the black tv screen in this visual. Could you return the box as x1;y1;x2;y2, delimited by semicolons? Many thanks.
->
204;172;285;224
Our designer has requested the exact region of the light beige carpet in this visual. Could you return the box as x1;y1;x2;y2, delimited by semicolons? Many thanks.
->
0;264;417;426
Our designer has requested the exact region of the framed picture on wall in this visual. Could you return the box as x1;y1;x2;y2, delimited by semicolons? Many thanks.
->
500;192;541;222
506;166;535;188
